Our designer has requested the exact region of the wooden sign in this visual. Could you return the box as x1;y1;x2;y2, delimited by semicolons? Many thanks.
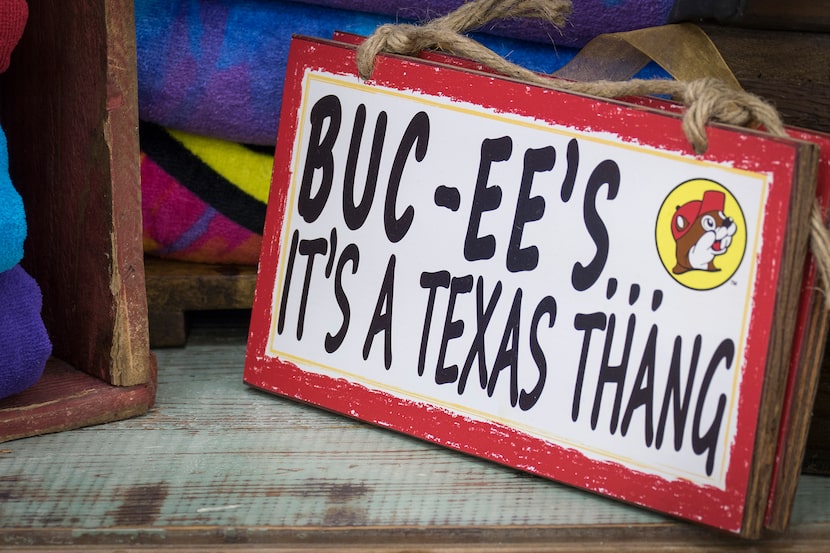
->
244;35;820;537
327;31;830;533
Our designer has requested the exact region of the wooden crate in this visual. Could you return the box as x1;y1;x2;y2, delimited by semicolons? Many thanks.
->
0;0;156;442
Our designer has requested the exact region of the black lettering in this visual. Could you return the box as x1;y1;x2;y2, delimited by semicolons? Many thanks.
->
560;139;579;202
435;275;474;385
296;237;328;340
458;277;502;394
385;111;429;243
572;159;620;291
572;312;607;422
363;255;396;370
324;227;338;278
693;339;733;476
418;271;451;377
591;313;635;433
656;335;702;451
488;288;522;407
344;106;386;230
277;230;300;335
299;95;341;223
507;146;554;273
520;295;556;411
620;324;657;446
325;243;360;353
464;136;512;261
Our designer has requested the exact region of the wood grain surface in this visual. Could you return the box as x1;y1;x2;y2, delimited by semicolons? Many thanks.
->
0;0;150;386
705;25;830;134
1;314;829;551
145;257;257;347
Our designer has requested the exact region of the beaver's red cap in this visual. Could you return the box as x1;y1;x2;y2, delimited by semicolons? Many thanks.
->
671;190;725;240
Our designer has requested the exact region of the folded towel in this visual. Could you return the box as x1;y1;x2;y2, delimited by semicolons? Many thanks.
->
136;0;387;146
0;126;27;273
0;0;27;73
291;0;676;48
0;264;51;400
136;0;591;146
140;121;267;265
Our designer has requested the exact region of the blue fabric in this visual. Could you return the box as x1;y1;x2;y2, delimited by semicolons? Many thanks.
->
0;126;26;272
292;0;677;48
135;0;671;145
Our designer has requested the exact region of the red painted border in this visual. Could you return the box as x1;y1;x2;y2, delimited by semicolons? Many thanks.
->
245;37;807;534
337;33;830;526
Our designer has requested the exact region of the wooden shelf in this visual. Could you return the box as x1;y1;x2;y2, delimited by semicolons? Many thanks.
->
0;357;156;443
144;256;257;347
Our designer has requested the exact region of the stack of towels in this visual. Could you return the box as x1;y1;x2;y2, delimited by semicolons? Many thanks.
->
0;0;51;401
136;0;678;266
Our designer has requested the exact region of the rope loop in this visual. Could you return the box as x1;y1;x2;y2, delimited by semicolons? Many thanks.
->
355;0;830;310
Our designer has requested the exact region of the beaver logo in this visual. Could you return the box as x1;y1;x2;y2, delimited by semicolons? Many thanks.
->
656;179;746;291
671;190;738;274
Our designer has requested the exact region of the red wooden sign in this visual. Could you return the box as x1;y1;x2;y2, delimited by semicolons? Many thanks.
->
327;31;830;532
244;35;820;536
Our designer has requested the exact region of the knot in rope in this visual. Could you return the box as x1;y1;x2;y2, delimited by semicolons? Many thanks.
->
681;77;786;153
354;0;830;310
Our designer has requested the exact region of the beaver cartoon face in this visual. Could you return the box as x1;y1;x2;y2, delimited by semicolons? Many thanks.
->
671;190;738;275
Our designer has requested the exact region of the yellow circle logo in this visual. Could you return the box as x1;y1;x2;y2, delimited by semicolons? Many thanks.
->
655;179;746;290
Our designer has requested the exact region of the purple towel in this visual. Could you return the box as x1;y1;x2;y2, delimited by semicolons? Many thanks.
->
290;0;675;48
136;0;397;146
0;264;51;400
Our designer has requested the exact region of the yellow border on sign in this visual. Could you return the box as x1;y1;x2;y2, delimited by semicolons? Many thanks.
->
266;70;771;487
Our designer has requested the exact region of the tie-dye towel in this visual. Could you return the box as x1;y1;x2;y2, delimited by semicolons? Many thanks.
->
134;0;604;146
294;0;677;48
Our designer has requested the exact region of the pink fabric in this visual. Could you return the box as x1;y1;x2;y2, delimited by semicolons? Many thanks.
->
141;154;262;264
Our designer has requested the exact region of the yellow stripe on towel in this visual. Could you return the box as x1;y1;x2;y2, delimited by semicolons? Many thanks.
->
168;129;273;204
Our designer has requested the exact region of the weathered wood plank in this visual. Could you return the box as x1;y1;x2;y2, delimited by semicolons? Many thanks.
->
0;357;156;444
145;257;257;347
1;316;829;549
704;25;830;134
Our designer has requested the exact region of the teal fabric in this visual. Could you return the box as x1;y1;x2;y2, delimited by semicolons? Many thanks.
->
0;126;26;273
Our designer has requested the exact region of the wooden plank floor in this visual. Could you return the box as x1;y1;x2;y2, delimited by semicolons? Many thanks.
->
2;311;830;552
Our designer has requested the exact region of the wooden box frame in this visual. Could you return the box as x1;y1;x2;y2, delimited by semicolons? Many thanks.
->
0;0;156;442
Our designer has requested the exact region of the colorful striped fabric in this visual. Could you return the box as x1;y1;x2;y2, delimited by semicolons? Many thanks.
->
140;121;270;265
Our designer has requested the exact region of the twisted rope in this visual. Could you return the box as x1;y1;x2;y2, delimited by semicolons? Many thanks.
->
356;0;830;308
357;0;783;154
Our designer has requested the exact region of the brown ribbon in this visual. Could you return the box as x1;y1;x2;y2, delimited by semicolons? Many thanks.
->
356;0;785;151
553;23;741;89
